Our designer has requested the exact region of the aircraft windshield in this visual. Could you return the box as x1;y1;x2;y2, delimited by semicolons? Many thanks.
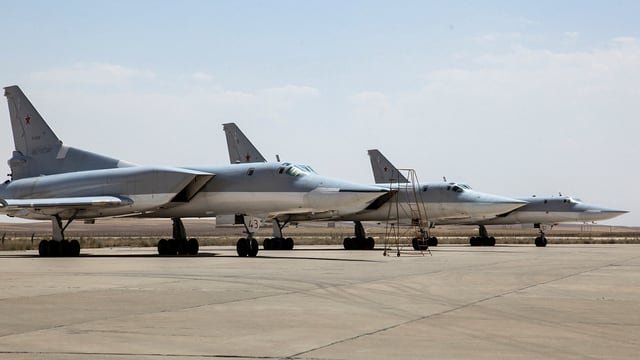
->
447;183;466;193
284;164;317;177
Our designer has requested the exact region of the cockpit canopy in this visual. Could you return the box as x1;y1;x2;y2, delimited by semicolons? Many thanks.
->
541;196;581;204
279;163;318;177
422;182;473;192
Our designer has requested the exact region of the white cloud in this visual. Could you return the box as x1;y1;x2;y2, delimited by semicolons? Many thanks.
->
349;91;390;124
474;32;522;44
563;31;579;40
191;71;214;82
258;85;320;98
31;62;156;84
611;36;637;45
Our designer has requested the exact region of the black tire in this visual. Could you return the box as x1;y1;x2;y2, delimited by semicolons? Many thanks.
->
263;238;271;250
285;237;294;250
366;237;375;250
59;240;70;257
69;240;81;257
188;238;199;255
428;237;438;247
38;240;49;257
248;238;259;257
535;236;548;247
167;239;178;255
469;237;478;246
411;238;418;250
236;238;249;257
343;237;352;250
157;239;168;255
484;236;496;246
176;239;188;255
48;241;60;257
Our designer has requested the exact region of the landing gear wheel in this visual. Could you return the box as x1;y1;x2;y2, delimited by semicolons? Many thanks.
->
535;236;548;247
411;238;418;250
366;237;375;250
469;237;479;246
169;239;180;255
285;237;294;250
237;238;249;257
59;240;70;257
343;237;353;250
69;240;81;257
343;237;374;250
38;240;50;257
485;236;496;246
176;239;189;255
248;238;259;257
48;240;60;257
157;239;168;255
427;237;438;247
188;238;199;255
263;238;272;250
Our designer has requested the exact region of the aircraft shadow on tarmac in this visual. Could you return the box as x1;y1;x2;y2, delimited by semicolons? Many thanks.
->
0;251;379;262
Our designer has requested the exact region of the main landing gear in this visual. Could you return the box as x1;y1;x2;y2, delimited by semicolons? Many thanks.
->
469;225;496;246
38;215;80;257
411;236;438;250
343;221;375;250
534;225;548;247
470;225;549;247
262;219;294;251
157;218;199;256
236;216;260;257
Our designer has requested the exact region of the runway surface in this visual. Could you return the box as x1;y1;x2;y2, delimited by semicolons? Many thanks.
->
1;244;639;359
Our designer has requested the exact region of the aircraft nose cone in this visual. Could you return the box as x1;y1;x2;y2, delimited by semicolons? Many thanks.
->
582;207;629;221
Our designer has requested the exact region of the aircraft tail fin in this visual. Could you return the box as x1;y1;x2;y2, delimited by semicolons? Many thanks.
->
4;85;132;180
367;149;409;184
5;85;61;157
222;122;267;164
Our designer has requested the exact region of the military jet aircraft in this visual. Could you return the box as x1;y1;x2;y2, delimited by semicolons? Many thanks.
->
222;122;527;250
0;86;392;257
367;149;628;247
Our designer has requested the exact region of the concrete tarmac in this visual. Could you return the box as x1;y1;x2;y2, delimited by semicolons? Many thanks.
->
0;244;639;359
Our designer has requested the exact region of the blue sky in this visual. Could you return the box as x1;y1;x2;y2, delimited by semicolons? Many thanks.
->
1;1;639;225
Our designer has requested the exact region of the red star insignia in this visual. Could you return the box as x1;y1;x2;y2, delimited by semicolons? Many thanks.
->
25;115;31;125
245;154;251;162
383;166;388;172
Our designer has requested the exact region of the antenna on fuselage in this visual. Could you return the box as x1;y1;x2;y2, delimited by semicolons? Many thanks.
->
443;176;447;182
276;154;280;162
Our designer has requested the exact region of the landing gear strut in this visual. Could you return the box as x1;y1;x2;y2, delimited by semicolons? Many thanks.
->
469;225;496;246
156;218;199;256
534;224;548;247
38;215;81;257
236;216;259;257
343;221;375;250
262;219;294;250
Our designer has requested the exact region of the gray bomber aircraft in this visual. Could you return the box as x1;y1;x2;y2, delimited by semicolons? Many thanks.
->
222;122;527;250
368;149;628;247
0;86;393;257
